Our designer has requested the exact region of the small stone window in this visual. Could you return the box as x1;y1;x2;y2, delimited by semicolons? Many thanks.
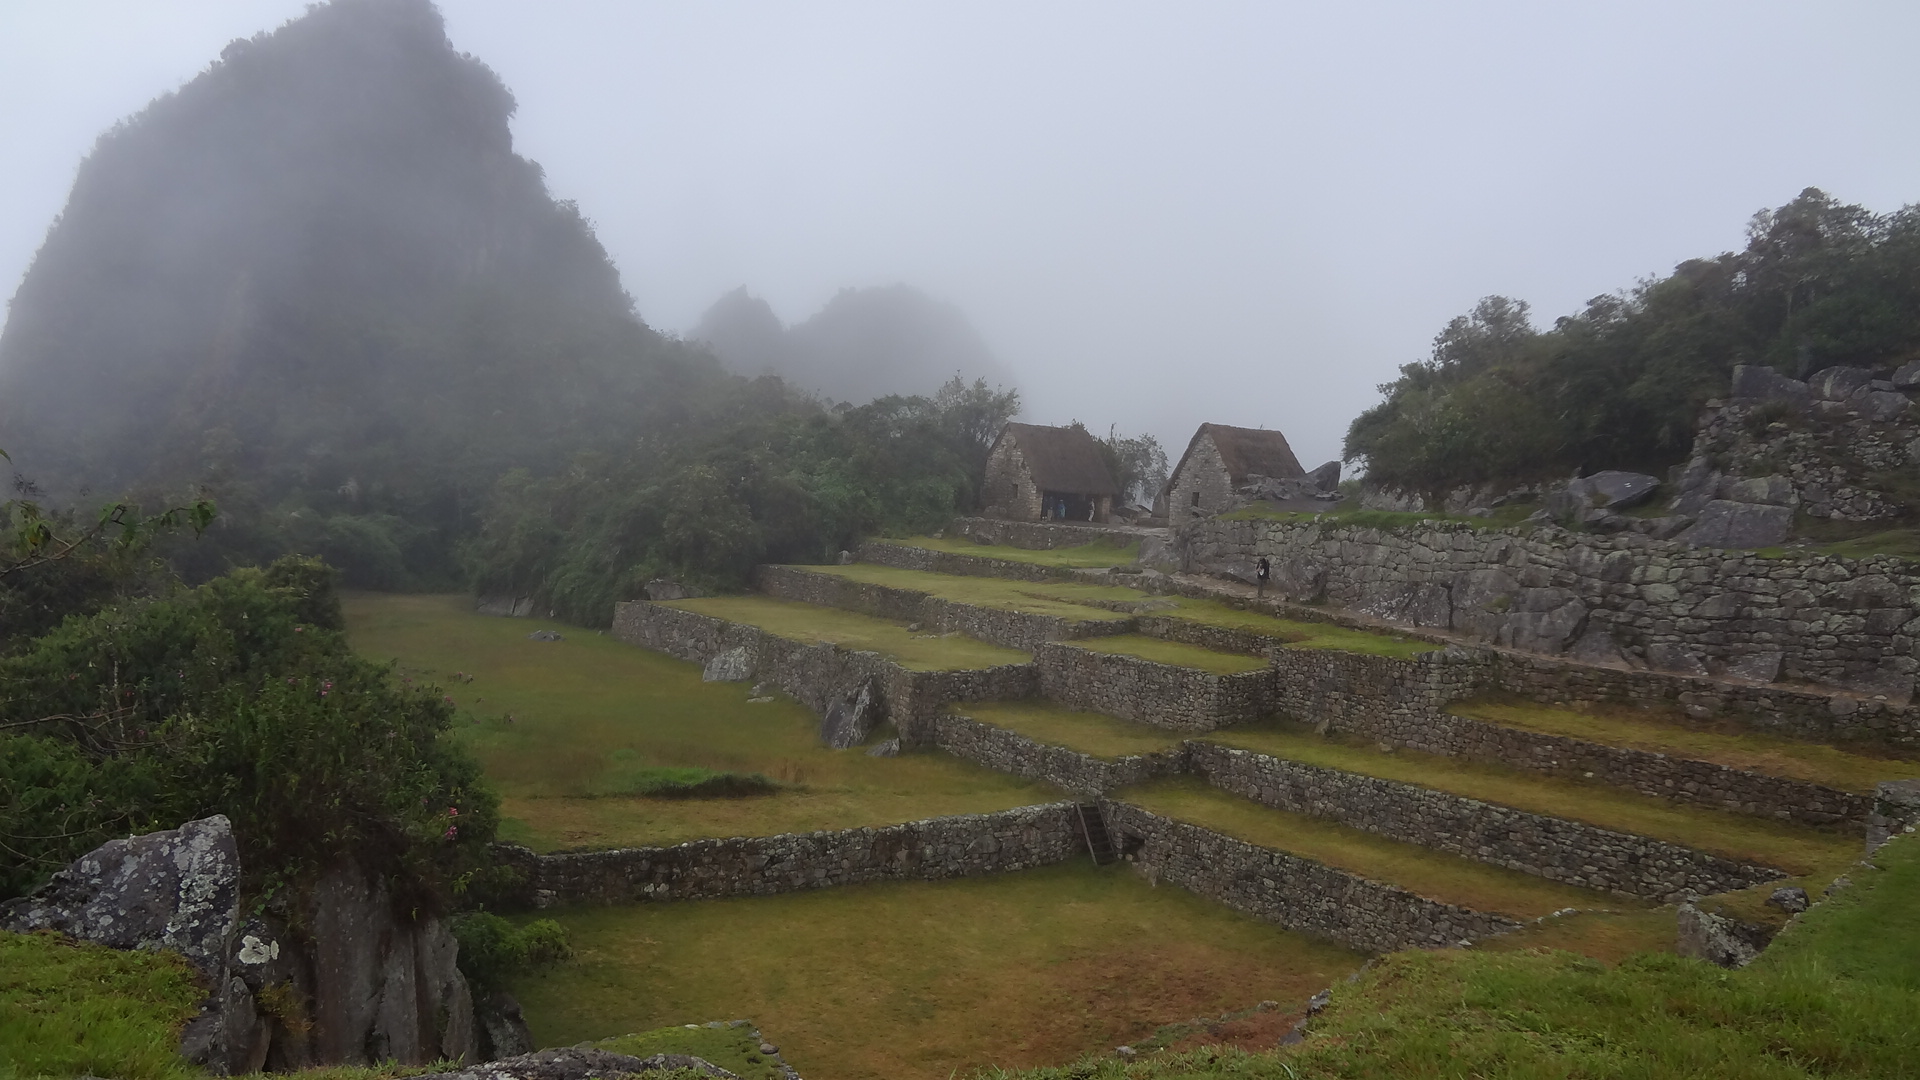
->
1191;490;1201;507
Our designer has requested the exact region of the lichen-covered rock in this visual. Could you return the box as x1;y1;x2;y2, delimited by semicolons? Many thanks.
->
0;814;240;978
435;1047;739;1080
702;646;753;682
821;676;885;749
1676;902;1773;968
477;991;535;1060
1677;500;1793;548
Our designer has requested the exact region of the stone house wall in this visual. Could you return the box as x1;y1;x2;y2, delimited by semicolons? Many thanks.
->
1167;433;1238;521
928;711;1189;797
1035;642;1274;731
750;565;1130;652
982;439;1044;520
1101;802;1521;952
490;804;1083;908
1187;743;1783;901
610;602;1038;745
1178;516;1920;702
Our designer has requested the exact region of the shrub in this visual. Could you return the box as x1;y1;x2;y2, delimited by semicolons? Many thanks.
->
449;913;572;993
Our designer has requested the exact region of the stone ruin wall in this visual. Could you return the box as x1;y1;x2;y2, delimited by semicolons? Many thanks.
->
750;564;1129;652
1167;433;1237;521
1035;642;1274;731
953;515;1134;550
1101;802;1522;952
1188;743;1784;901
1179;516;1920;703
490;804;1083;908
856;539;1073;583
928;711;1189;797
982;438;1045;521
610;601;1038;745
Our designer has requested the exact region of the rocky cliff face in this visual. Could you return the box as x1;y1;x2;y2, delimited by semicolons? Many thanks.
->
1;815;477;1073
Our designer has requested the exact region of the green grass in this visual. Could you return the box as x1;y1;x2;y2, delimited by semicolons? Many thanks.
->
1814;526;1920;561
0;931;203;1080
960;701;1186;759
506;860;1363;1080
1215;504;1536;529
880;534;1142;568
1452;697;1920;793
795;563;1140;621
662;594;1031;670
1152;598;1436;659
997;835;1920;1080
1207;723;1860;878
1118;778;1623;919
593;1023;786;1079
344;594;1056;852
1063;635;1272;675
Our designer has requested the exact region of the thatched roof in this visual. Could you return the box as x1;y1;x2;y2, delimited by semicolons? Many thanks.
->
1174;423;1304;484
996;423;1120;496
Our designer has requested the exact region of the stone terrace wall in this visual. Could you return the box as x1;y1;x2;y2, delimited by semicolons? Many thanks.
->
1036;643;1274;731
612;602;1038;745
929;712;1188;797
492;804;1082;908
954;516;1142;551
752;564;1128;652
1102;802;1521;952
857;540;1076;584
1178;516;1920;702
1189;743;1782;901
1135;615;1279;658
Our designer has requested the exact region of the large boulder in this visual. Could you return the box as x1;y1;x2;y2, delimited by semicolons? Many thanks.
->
644;579;703;601
821;677;886;749
702;647;754;682
1729;364;1811;405
1676;501;1794;549
1676;903;1773;969
1892;358;1920;390
1808;365;1876;401
1;815;240;978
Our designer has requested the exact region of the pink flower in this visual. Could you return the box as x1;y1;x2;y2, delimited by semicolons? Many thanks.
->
444;825;458;840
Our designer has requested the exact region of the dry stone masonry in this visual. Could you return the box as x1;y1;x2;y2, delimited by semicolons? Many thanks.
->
929;711;1188;797
1036;642;1274;731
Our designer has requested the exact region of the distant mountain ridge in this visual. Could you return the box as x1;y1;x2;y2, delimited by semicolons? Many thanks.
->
692;284;1017;403
0;0;715;515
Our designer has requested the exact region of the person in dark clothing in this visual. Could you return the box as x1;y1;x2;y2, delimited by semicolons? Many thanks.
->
1256;556;1271;598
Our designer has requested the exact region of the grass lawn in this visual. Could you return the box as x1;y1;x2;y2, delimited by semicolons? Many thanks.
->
0;931;203;1080
1118;779;1623;919
1063;635;1271;675
1207;724;1859;878
797;562;1143;620
960;701;1186;759
1453;697;1920;793
1152;598;1436;659
662;594;1030;670
507;860;1364;1080
344;594;1056;852
881;534;1142;567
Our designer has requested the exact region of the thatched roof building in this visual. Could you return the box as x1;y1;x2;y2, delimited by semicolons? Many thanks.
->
982;422;1121;522
1167;423;1304;517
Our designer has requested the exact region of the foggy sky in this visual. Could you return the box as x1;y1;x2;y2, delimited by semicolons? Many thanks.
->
4;2;1917;469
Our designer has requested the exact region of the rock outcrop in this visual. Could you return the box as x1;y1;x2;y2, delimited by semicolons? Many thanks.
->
821;676;886;749
1675;903;1774;969
1;816;480;1073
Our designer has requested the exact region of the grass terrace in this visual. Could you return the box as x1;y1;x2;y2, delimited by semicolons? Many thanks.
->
662;594;1030;670
508;860;1364;1080
344;594;1055;852
880;534;1142;568
1118;779;1625;920
1453;697;1920;793
1154;597;1438;659
959;701;1186;759
1207;723;1860;878
1063;634;1271;675
796;562;1143;620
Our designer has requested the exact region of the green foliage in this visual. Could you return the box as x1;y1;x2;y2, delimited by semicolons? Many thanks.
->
0;557;497;904
0;930;204;1080
465;376;1021;625
449;912;571;994
1349;189;1920;499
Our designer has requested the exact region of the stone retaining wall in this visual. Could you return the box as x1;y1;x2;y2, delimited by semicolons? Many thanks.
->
1178;515;1920;705
491;805;1083;908
928;712;1188;797
1135;615;1278;658
953;516;1147;551
611;602;1038;745
1035;643;1274;731
751;564;1127;651
1188;743;1783;901
1101;803;1521;952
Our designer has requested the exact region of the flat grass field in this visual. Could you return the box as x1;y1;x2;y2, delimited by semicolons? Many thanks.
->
881;534;1142;567
1119;778;1623;920
663;594;1030;670
508;860;1364;1080
962;700;1186;759
1453;697;1920;793
342;594;1055;851
1208;724;1861;879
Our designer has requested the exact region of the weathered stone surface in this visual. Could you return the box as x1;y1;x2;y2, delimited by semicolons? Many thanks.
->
475;594;535;617
1894;358;1920;390
1676;903;1770;968
702;646;753;682
1;815;240;978
527;629;563;642
642;579;702;601
1729;364;1811;405
1767;886;1809;914
1304;460;1341;491
476;992;535;1061
1808;365;1875;401
1866;779;1920;852
434;1048;738;1080
864;737;901;757
1722;474;1796;507
1677;500;1793;548
1584;471;1662;509
1725;648;1783;684
821;676;886;749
